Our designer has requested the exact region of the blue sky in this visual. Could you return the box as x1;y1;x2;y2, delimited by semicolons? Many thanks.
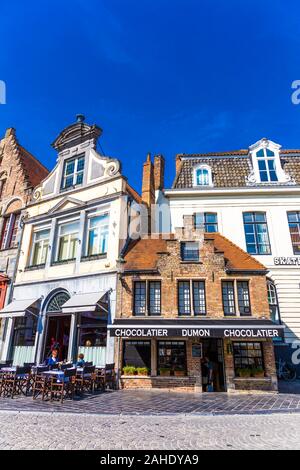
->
1;0;300;190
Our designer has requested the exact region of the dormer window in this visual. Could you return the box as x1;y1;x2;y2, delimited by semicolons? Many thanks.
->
194;165;213;187
61;154;85;191
256;148;278;182
248;139;292;186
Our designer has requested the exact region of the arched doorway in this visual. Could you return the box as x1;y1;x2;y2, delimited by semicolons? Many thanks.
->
43;291;71;362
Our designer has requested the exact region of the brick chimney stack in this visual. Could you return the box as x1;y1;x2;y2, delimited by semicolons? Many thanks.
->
141;153;155;207
175;154;182;175
153;154;165;191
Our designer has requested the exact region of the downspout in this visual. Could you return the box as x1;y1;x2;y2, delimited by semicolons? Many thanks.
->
115;195;134;388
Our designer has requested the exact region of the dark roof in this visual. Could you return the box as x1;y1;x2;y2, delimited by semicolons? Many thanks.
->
173;150;300;189
123;232;266;272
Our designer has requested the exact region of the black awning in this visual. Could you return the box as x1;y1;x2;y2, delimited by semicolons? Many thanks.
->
108;318;284;339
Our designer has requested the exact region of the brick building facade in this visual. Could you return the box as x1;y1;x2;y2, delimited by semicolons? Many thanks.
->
0;128;48;351
110;216;282;393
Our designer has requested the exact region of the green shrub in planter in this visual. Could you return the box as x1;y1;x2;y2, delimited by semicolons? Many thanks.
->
123;366;136;376
136;367;149;376
251;367;264;378
236;368;252;378
160;367;171;376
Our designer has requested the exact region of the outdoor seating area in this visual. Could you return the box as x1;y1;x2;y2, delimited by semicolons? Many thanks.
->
0;361;116;403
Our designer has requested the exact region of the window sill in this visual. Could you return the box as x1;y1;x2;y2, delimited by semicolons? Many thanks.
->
81;253;107;262
0;246;18;253
233;377;270;381
224;314;253;318
178;314;207;317
132;314;162;317
60;184;83;193
25;264;46;271
52;258;76;266
180;260;202;264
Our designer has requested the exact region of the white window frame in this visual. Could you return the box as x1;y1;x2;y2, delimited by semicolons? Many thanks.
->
0;212;20;250
61;154;85;191
249;139;290;184
85;212;109;257
193;164;213;187
56;218;80;262
29;226;51;266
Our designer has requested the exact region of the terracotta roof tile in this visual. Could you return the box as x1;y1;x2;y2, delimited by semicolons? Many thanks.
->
123;233;266;272
125;182;142;203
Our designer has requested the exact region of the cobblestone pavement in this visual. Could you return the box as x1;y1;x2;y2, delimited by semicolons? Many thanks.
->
0;390;300;416
0;410;299;449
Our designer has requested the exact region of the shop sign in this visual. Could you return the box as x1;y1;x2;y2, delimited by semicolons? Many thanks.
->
110;327;283;339
274;257;300;266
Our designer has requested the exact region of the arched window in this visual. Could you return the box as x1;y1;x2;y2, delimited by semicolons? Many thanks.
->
256;148;278;182
194;165;212;187
47;291;70;313
267;280;280;324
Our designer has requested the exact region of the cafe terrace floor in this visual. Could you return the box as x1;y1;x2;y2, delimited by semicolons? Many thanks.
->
1;383;300;416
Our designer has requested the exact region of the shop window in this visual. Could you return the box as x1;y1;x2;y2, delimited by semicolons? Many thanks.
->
133;281;161;316
158;341;187;376
233;342;264;374
56;220;80;262
0;213;20;250
86;213;109;256
178;280;206;316
237;281;251;316
287;211;300;255
13;316;37;347
181;242;199;261
222;281;236;316
61;154;85;191
123;340;151;371
30;227;50;266
194;213;218;232
78;312;107;348
243;212;271;255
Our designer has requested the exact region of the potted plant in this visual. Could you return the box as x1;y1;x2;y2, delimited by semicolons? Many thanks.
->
174;368;185;377
136;367;149;376
236;367;251;378
160;367;171;376
123;366;136;376
251;367;265;378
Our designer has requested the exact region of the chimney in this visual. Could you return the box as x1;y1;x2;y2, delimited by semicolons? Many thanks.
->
175;154;182;175
5;128;15;139
141;153;155;207
154;154;165;191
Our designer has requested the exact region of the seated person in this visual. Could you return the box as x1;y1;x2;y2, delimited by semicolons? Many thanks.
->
47;348;59;366
76;353;85;367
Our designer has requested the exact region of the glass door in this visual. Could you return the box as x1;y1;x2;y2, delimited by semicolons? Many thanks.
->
44;315;71;362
